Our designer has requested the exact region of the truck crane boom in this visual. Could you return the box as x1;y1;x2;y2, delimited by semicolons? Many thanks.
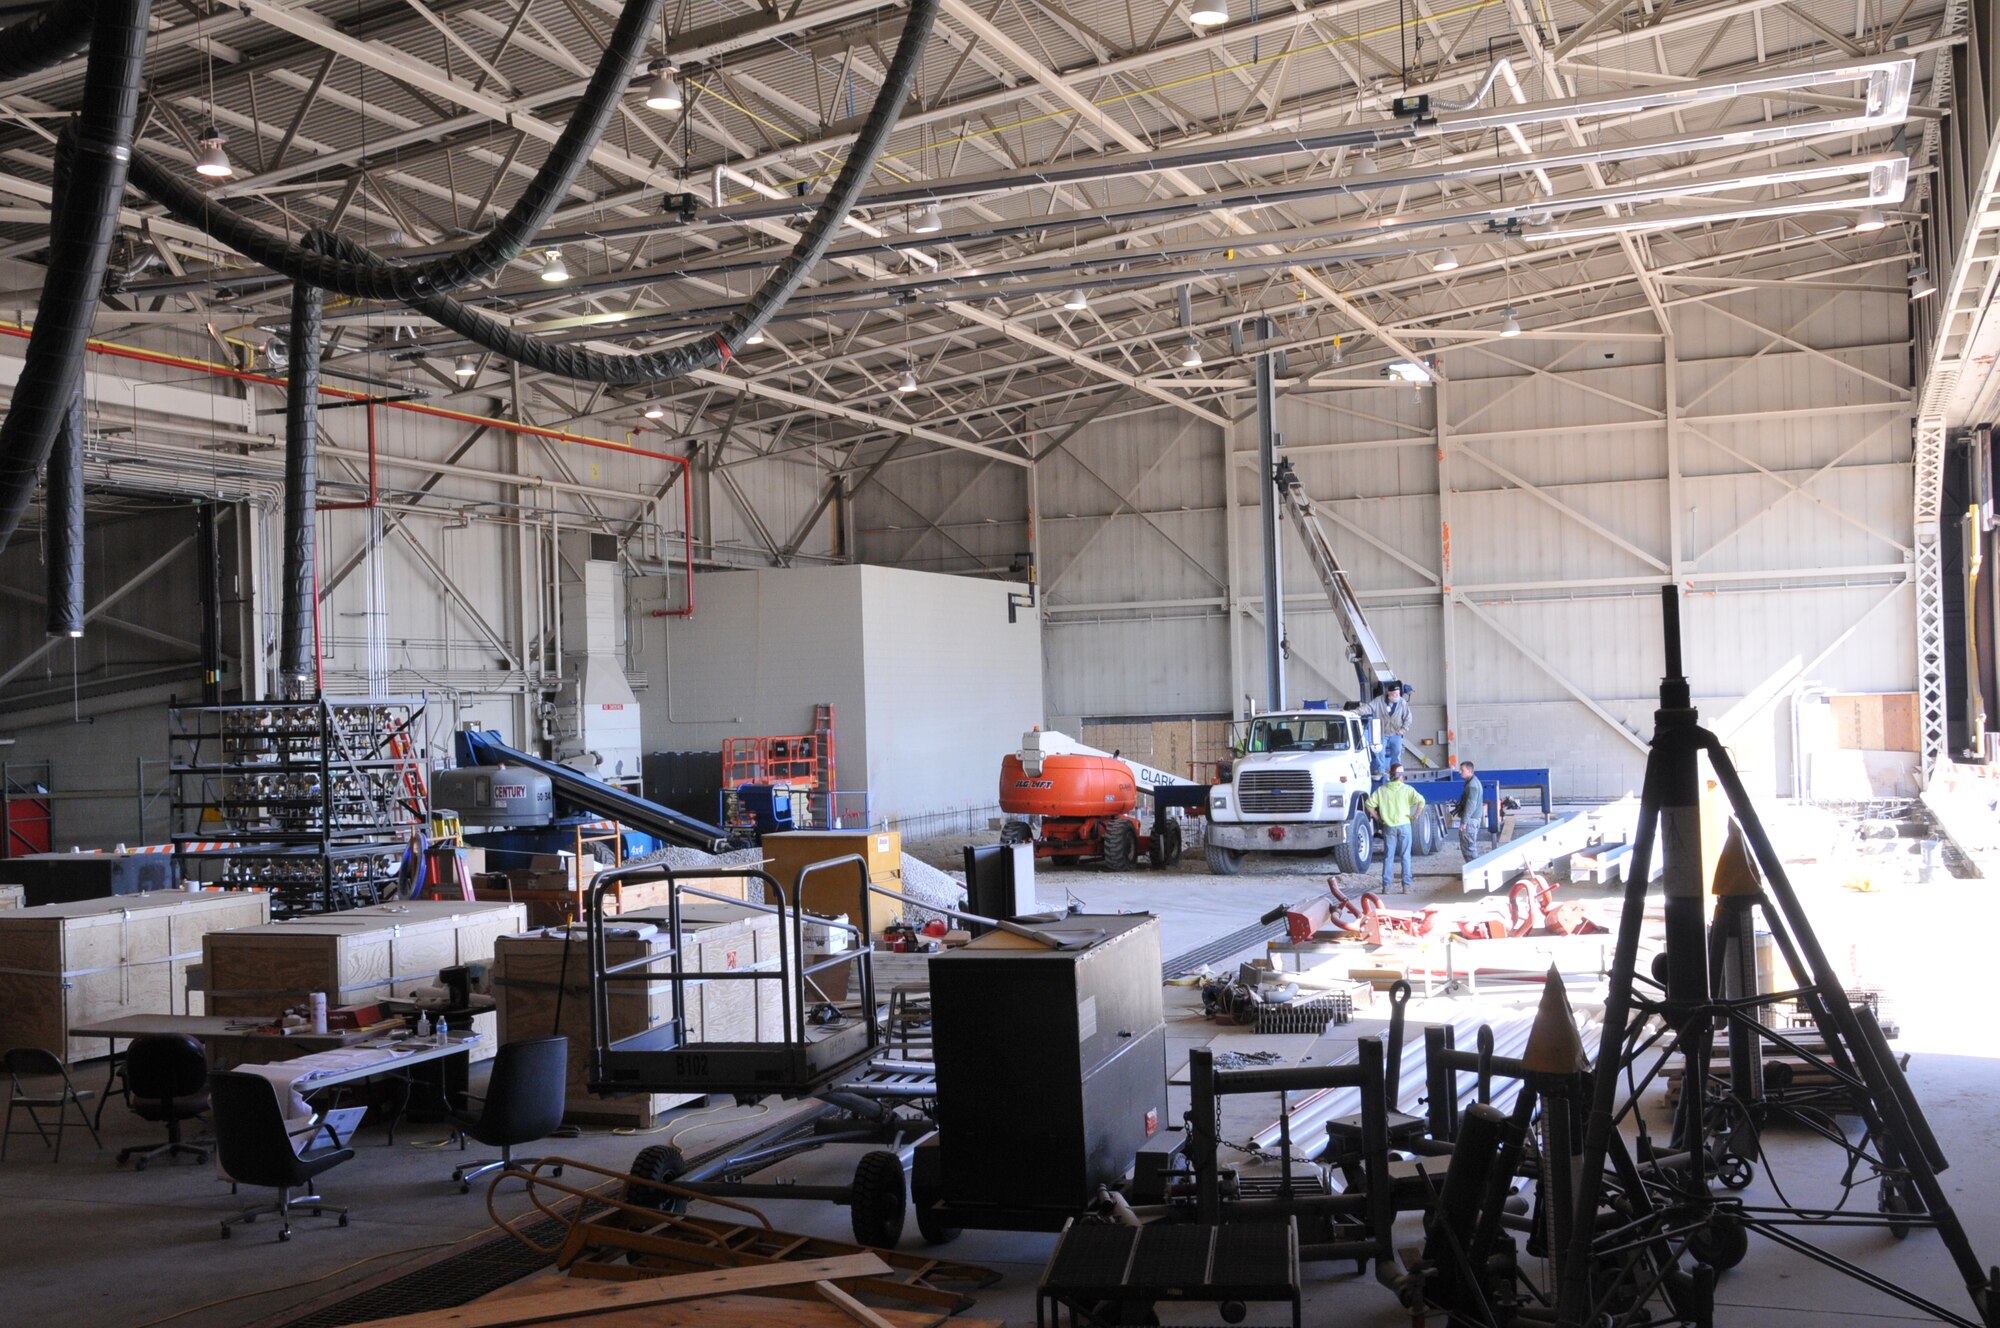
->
1273;458;1400;701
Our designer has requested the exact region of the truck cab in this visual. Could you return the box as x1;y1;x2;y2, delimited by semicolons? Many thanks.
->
1205;708;1439;875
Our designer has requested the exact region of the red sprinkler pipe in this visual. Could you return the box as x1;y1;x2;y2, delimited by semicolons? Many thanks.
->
0;324;696;613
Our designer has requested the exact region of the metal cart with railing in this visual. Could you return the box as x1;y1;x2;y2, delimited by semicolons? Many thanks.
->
582;856;941;1246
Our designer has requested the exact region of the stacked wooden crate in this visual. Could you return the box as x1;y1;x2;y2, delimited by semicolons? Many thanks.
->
203;900;526;1062
493;903;784;1127
0;889;271;1060
761;831;901;931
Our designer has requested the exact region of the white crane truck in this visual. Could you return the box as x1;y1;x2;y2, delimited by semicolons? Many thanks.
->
1203;460;1447;875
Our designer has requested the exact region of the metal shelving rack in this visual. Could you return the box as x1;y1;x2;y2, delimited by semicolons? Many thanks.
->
169;697;430;917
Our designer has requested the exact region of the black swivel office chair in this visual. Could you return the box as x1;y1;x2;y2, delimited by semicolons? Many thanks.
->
450;1036;566;1193
2;1047;100;1161
118;1035;211;1169
209;1071;352;1241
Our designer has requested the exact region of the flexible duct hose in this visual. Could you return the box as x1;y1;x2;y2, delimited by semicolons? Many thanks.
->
0;0;150;554
0;1;97;81
133;0;942;384
116;0;661;302
279;238;325;694
43;387;83;637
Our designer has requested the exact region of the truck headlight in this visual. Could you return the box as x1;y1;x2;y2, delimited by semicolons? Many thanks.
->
1212;793;1230;811
1326;791;1341;809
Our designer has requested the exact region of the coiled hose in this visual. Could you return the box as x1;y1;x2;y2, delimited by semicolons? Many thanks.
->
132;0;942;384
0;1;98;82
0;0;150;554
120;0;663;302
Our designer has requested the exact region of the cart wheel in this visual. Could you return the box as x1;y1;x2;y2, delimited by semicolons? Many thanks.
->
624;1144;690;1216
1714;1152;1755;1190
912;1171;962;1245
278;1229;291;1243
849;1150;908;1249
1220;1301;1248;1324
1880;1174;1916;1239
1687;1213;1749;1271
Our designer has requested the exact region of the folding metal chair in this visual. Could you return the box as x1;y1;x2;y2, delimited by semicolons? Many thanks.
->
3;1047;102;1162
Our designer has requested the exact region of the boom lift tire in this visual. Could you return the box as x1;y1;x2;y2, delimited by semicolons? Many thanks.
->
1100;817;1139;870
1000;819;1032;845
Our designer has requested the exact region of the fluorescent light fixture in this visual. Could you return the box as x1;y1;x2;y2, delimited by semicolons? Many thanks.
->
1853;207;1887;232
911;204;942;233
643;402;666;420
897;366;920;393
1180;337;1203;368
745;327;766;345
644;61;684;112
66;629;82;639
1910;264;1937;299
453;355;477;380
1188;0;1228;26
194;127;232;180
1500;308;1521;337
1432;249;1460;272
540;248;569;282
1064;289;1089;311
1386;359;1433;384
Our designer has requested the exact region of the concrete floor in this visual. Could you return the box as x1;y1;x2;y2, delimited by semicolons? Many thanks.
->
5;803;1998;1327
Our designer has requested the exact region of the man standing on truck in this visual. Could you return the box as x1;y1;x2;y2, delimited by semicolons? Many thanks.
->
1362;682;1411;776
1453;760;1485;861
1365;762;1424;893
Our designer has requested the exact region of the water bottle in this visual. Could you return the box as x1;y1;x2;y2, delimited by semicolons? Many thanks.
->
435;1016;448;1048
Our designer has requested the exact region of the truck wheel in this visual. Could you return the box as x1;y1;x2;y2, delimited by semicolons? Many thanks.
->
1000;819;1032;845
1331;807;1373;874
1100;818;1139;870
1204;843;1244;875
1413;805;1442;857
1157;823;1184;868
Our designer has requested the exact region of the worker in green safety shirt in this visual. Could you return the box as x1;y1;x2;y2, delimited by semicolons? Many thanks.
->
1365;763;1425;893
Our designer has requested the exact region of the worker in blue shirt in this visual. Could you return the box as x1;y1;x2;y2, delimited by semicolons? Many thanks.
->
1365;763;1424;893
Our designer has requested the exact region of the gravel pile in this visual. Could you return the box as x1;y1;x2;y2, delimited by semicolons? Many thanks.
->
900;852;964;926
630;844;769;871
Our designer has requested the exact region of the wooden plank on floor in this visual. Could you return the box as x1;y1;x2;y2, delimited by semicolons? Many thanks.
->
466;1288;980;1328
346;1255;892;1328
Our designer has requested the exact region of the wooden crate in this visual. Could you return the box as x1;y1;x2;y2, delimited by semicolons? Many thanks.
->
205;901;526;1064
761;831;902;932
0;884;22;911
0;889;271;1061
493;905;781;1126
473;872;752;930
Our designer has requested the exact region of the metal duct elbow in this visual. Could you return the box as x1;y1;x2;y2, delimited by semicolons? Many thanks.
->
0;0;151;554
1430;59;1513;113
278;242;325;696
43;388;83;637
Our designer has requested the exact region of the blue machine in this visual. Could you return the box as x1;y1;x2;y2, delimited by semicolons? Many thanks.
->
1402;765;1554;833
734;782;797;836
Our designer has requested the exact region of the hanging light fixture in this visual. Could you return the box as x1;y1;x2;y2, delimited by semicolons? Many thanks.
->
1329;337;1344;366
1356;150;1378;176
453;355;477;381
1064;289;1089;311
643;402;667;420
911;204;942;233
1500;308;1522;337
1910;264;1937;299
643;59;684;112
540;248;570;282
1853;208;1887;233
897;365;920;393
194;127;233;180
1432;249;1460;272
1188;0;1228;26
1180;337;1203;368
745;326;766;345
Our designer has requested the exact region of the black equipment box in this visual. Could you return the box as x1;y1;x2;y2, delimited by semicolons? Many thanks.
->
2;852;176;905
927;913;1165;1219
961;842;1035;930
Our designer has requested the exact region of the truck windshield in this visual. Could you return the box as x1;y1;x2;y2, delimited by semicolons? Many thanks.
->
1245;716;1351;753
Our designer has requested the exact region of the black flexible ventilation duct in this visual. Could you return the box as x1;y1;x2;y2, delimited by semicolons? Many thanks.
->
0;0;149;555
131;0;941;384
120;0;661;302
0;1;98;81
43;387;83;637
279;240;325;695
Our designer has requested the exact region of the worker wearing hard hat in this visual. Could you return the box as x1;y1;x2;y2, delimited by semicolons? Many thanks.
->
1361;682;1412;776
1366;763;1424;893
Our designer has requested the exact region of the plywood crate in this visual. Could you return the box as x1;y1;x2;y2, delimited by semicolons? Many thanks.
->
205;901;525;1061
473;872;752;930
0;885;23;911
0;889;271;1061
761;831;902;932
